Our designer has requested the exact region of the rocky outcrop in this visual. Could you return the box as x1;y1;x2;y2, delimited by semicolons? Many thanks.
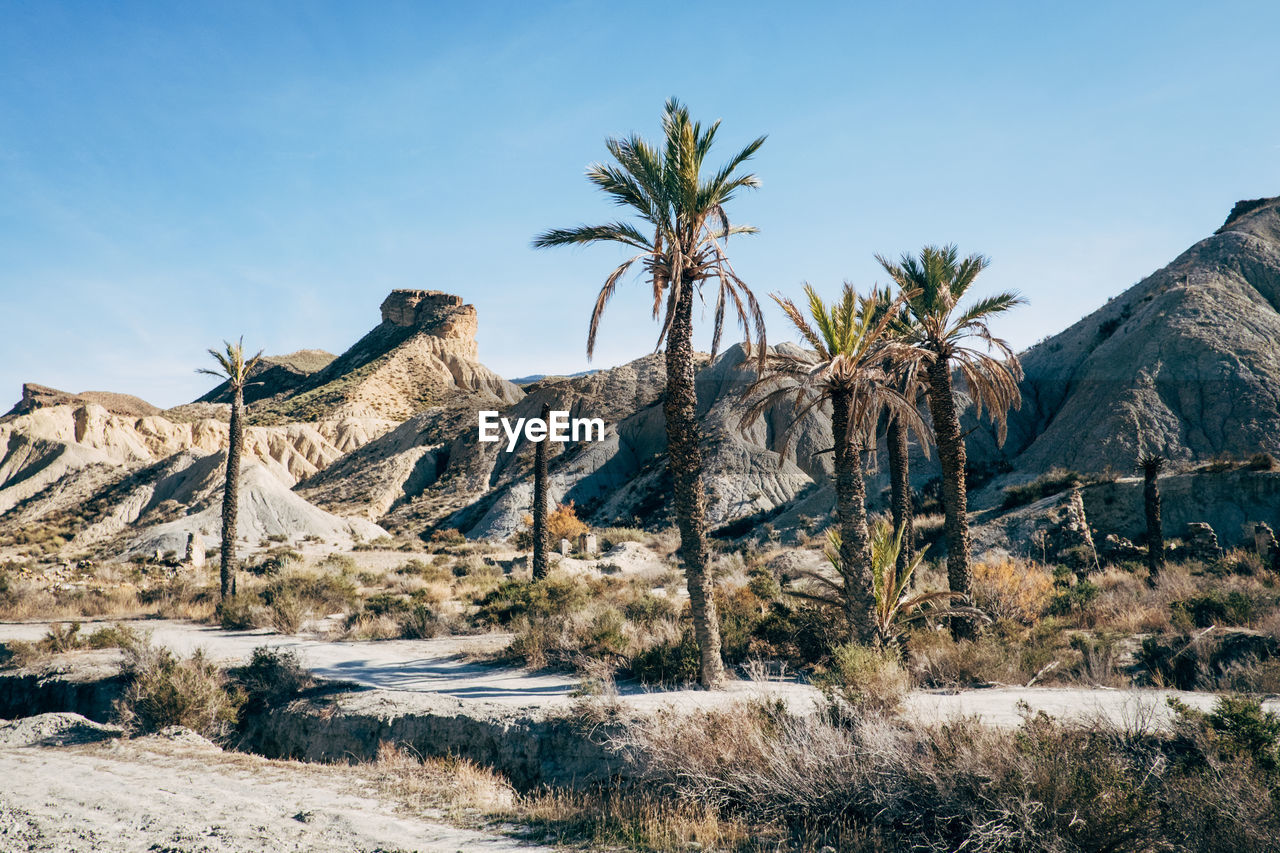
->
349;343;832;540
248;289;521;423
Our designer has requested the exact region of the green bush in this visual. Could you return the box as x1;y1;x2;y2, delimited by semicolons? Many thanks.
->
1172;590;1256;628
817;643;909;716
622;593;678;627
218;594;264;630
476;574;591;626
1047;579;1099;616
233;646;313;714
397;604;443;639
628;630;700;686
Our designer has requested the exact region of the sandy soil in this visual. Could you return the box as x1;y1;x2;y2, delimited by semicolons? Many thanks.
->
2;618;1274;727
0;716;546;853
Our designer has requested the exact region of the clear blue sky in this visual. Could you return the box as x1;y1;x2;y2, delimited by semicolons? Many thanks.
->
1;1;1277;408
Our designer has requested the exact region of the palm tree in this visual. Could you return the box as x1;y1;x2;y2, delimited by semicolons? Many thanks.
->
1137;454;1166;587
801;521;987;647
745;284;925;643
532;402;551;580
867;287;930;577
876;246;1023;639
533;99;767;688
197;338;262;602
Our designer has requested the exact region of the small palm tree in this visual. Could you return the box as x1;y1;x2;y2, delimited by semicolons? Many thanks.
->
534;99;768;688
877;246;1023;639
1136;453;1166;587
745;284;926;643
532;403;551;580
797;521;986;647
197;338;262;601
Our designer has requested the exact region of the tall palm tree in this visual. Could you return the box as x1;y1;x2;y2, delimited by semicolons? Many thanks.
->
197;338;262;602
1137;454;1166;587
876;246;1024;639
868;287;930;577
532;403;551;580
745;284;925;643
533;99;767;688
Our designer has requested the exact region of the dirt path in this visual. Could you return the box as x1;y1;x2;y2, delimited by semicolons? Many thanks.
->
0;727;547;853
1;618;1274;726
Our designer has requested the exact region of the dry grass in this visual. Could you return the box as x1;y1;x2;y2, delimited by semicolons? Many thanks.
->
374;743;749;852
612;697;1280;852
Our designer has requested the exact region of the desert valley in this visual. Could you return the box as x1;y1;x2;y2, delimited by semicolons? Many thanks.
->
4;4;1280;850
3;192;1280;851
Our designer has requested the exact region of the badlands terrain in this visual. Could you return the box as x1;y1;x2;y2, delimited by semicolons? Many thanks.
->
3;197;1280;851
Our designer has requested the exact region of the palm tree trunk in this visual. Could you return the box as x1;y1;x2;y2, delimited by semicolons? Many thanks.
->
1143;465;1164;587
664;280;725;688
532;403;550;580
831;390;876;644
220;387;243;601
924;357;976;640
886;416;914;577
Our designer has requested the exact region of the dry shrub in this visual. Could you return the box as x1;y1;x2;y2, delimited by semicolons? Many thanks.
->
3;621;144;669
518;785;747;851
818;643;909;716
615;697;1280;852
971;557;1053;624
909;629;1042;687
115;642;243;741
375;744;515;817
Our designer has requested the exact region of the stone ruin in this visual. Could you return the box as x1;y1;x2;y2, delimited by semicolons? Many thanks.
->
184;532;204;569
1183;522;1223;562
1254;523;1280;573
1028;487;1100;572
1099;533;1145;563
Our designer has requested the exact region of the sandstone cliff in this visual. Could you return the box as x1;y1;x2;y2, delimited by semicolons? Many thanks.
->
248;290;522;423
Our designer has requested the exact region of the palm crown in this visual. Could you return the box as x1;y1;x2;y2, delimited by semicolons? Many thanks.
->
533;98;767;362
745;283;927;454
876;244;1024;440
197;338;263;391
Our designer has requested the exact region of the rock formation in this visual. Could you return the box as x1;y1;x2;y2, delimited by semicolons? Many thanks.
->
967;195;1280;475
248;289;522;423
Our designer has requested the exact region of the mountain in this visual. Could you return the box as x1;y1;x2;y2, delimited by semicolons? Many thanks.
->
244;290;523;423
197;350;336;406
7;196;1280;562
6;384;162;418
0;288;521;559
968;195;1280;477
298;344;832;540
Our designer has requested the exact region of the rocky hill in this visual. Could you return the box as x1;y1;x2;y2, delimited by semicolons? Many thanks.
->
7;196;1280;563
968;195;1280;476
299;344;833;540
6;384;162;418
246;290;523;423
197;350;335;406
